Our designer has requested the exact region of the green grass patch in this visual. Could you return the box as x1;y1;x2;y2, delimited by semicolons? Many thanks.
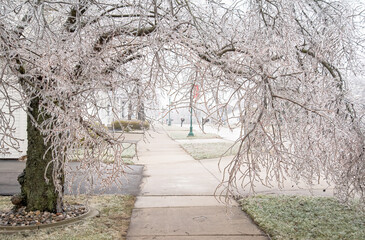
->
0;196;11;212
121;143;136;158
71;143;136;164
167;131;220;140
181;142;238;160
240;195;365;240
163;125;190;131
0;195;135;240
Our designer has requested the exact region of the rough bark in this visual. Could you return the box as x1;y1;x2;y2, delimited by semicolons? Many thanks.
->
128;101;133;120
137;102;145;121
18;97;60;213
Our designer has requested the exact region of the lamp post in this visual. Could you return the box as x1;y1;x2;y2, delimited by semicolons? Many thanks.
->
187;105;194;136
187;84;195;137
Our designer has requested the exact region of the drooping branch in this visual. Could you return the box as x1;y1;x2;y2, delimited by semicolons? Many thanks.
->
298;48;344;86
93;25;156;52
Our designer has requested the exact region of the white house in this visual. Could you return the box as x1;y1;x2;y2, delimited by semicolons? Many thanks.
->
0;89;27;159
97;91;129;126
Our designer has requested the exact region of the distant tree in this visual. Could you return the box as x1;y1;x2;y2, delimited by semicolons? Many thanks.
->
0;0;364;213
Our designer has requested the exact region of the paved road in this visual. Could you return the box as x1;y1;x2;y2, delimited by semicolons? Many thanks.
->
0;160;143;196
0;160;24;196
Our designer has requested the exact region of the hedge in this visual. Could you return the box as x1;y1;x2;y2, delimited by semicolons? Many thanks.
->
111;119;150;131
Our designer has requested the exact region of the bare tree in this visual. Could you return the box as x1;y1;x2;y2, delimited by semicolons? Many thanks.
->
0;0;364;213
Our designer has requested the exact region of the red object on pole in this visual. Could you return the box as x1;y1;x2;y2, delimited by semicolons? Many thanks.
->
193;84;199;99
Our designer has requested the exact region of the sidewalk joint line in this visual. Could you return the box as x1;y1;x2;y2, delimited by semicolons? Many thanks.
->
128;234;267;237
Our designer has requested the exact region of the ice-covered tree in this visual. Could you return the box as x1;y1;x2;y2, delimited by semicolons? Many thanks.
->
182;0;365;205
0;0;182;212
0;0;364;213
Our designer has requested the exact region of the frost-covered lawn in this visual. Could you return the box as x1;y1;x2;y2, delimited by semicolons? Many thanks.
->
181;142;239;160
240;195;365;240
163;125;190;131
0;195;135;240
167;130;220;140
163;124;221;140
71;142;136;164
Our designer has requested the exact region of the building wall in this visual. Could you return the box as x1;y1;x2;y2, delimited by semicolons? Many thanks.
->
0;91;27;159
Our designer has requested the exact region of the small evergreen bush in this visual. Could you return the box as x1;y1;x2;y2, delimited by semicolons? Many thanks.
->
111;119;150;131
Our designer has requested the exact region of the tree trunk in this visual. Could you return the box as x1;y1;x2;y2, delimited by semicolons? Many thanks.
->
128;101;133;120
137;102;145;121
18;97;61;213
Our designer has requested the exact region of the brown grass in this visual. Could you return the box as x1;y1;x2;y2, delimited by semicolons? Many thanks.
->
0;195;135;240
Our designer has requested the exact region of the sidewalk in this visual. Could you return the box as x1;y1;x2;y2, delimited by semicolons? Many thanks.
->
167;124;334;197
126;127;268;239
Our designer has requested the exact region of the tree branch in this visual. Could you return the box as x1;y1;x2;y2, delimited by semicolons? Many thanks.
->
298;47;344;90
64;1;89;33
93;25;156;52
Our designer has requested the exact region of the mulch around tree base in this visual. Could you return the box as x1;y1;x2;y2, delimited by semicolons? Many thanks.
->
0;204;87;227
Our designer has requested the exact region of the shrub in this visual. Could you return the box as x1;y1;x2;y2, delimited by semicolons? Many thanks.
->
111;119;150;131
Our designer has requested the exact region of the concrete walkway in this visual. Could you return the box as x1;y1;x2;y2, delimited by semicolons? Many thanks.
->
127;128;268;240
163;124;334;198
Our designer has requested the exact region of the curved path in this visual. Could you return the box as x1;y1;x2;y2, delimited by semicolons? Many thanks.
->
127;127;268;240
